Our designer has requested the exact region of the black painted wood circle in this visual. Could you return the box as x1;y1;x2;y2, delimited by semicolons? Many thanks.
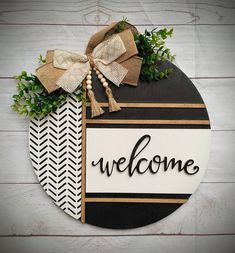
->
85;61;210;229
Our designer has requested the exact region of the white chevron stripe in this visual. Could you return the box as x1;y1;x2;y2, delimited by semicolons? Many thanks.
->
29;92;82;220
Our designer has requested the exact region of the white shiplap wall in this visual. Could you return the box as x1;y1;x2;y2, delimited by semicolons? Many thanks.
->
0;0;235;252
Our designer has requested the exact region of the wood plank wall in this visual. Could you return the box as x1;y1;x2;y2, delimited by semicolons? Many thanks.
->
0;0;235;252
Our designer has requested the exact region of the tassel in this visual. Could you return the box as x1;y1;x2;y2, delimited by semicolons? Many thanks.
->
87;90;104;118
105;87;121;112
93;67;121;113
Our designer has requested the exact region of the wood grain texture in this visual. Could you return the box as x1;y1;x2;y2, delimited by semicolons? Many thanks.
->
0;183;234;235
86;119;210;125
0;184;195;235
0;25;97;77
1;235;235;253
81;81;87;224
194;79;235;131
86;102;206;108
0;0;234;25
84;197;188;204
0;25;235;78
0;0;234;251
1;79;234;131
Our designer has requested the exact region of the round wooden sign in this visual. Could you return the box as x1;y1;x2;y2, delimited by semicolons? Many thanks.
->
29;61;211;229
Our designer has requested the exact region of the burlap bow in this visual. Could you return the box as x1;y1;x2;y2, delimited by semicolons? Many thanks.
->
52;33;128;93
36;22;142;117
36;24;142;94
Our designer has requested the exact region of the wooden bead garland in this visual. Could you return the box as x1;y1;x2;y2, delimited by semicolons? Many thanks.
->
86;70;104;118
86;68;121;118
93;68;121;113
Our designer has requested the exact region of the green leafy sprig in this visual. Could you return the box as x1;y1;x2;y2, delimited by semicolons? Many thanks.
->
115;17;129;33
116;17;175;81
134;28;175;81
38;54;46;64
12;70;84;119
12;19;175;119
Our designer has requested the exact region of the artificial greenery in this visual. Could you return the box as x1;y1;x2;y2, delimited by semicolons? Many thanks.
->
134;28;175;81
38;54;46;64
116;18;175;81
11;70;84;119
12;18;175;119
115;17;129;33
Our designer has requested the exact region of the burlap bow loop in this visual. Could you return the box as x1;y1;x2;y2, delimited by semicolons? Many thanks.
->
36;27;142;94
36;23;143;118
52;33;128;93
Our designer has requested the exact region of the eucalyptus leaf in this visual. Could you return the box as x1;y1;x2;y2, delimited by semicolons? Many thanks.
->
12;72;84;119
134;27;175;82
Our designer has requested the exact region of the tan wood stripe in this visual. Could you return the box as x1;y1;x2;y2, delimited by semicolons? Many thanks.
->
86;102;206;108
86;119;210;125
85;197;187;204
81;82;86;224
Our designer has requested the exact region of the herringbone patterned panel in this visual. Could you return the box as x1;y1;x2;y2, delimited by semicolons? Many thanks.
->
29;93;82;220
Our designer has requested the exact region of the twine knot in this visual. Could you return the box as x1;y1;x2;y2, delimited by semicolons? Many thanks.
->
87;53;95;68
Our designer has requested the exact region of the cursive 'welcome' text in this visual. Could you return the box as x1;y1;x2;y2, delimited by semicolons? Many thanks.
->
91;135;199;177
